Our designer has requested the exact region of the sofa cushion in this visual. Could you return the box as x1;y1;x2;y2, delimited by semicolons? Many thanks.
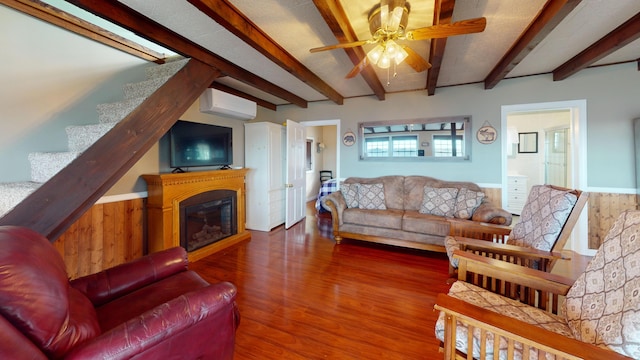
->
343;208;403;229
402;211;450;236
419;187;459;218
404;176;482;211
563;210;640;357
357;183;386;210
341;183;359;208
454;188;485;219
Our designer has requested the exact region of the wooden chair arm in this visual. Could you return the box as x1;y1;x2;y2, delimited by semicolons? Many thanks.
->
453;250;574;293
448;219;512;243
434;294;633;360
456;237;565;261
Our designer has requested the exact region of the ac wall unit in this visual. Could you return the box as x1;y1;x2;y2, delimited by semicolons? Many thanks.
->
199;88;257;120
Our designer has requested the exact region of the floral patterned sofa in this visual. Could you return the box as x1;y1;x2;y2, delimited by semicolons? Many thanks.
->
321;175;512;252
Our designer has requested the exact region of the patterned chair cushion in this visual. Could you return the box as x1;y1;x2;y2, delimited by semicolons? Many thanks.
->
435;281;573;360
341;183;359;208
419;187;459;218
563;210;640;357
357;183;386;210
453;187;485;219
444;236;460;268
508;185;578;251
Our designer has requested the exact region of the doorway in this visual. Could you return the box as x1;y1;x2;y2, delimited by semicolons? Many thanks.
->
501;100;591;255
301;119;341;201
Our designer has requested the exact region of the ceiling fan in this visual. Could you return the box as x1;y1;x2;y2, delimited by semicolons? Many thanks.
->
310;0;487;79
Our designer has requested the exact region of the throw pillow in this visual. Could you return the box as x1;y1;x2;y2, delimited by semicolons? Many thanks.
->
341;183;360;208
357;183;386;210
563;210;640;357
420;187;459;218
453;187;485;219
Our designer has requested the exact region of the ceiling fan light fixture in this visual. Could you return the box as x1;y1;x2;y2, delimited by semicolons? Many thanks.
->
367;44;385;64
377;55;391;69
394;46;409;65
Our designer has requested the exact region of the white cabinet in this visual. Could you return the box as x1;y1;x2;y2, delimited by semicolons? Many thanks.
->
244;122;285;231
507;175;528;215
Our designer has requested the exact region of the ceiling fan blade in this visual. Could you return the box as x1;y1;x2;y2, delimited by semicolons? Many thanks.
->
345;57;369;79
402;46;431;72
406;17;487;40
310;40;370;53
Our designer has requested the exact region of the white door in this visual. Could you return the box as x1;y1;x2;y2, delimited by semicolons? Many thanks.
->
285;119;306;228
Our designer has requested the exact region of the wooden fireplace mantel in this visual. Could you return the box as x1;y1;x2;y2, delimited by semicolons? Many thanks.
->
143;169;251;262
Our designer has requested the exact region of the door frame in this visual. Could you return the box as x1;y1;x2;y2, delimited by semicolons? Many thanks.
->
501;99;591;255
300;119;341;183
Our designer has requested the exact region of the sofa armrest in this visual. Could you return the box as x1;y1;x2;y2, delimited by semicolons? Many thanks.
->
64;282;239;360
70;247;188;306
471;202;512;225
322;191;347;225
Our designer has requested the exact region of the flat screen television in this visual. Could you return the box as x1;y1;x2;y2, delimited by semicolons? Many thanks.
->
169;120;233;171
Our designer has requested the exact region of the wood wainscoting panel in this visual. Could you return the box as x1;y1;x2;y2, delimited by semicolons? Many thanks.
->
54;198;146;279
480;187;502;210
588;192;638;250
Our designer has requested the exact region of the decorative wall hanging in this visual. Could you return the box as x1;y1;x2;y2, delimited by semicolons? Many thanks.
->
476;121;497;144
342;131;356;146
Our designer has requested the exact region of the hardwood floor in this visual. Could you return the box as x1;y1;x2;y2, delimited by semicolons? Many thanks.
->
190;202;452;359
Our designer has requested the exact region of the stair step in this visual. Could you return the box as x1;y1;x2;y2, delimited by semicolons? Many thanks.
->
96;97;145;123
145;58;189;80
66;123;116;152
28;152;80;183
0;182;41;218
0;59;186;214
122;76;171;100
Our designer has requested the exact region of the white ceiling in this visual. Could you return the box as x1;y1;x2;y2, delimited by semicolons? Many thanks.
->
114;0;640;106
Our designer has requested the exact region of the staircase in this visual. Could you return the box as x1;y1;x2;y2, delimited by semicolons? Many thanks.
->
0;57;190;218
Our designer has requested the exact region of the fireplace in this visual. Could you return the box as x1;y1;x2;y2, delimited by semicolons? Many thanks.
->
180;190;237;252
143;169;250;262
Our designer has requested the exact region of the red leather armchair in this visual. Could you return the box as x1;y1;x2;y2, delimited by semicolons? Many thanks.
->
0;226;240;359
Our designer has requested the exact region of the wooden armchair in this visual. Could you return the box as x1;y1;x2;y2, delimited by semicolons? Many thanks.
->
446;185;588;277
433;210;640;360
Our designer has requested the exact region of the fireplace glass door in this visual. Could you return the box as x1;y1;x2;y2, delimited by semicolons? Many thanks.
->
179;190;237;252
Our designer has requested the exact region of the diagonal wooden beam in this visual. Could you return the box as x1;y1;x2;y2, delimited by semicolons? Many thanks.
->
66;0;308;108
189;0;344;105
0;59;220;241
211;82;277;111
484;0;582;89
312;0;386;101
426;0;455;96
553;11;640;81
1;0;166;63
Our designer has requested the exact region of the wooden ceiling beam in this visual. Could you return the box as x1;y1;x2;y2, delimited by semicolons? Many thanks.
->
312;0;386;101
66;0;308;108
553;11;640;81
484;0;582;89
1;0;166;63
189;0;344;105
426;0;455;96
210;82;277;111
